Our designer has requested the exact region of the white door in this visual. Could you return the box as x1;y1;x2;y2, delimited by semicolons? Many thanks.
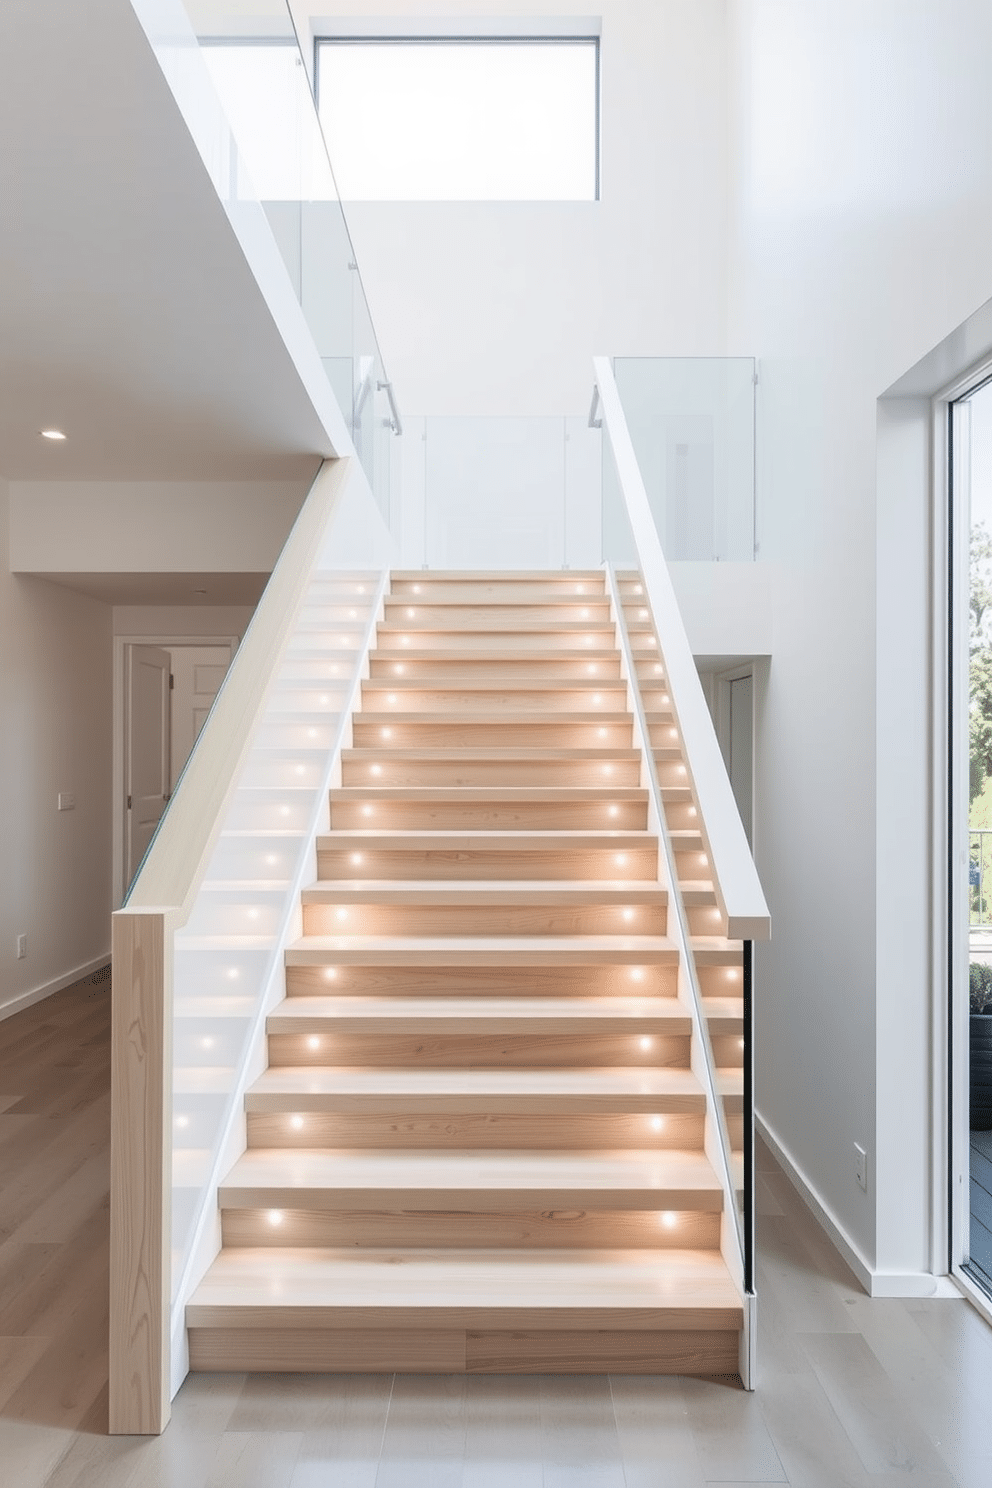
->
168;645;233;792
125;645;172;890
728;674;754;846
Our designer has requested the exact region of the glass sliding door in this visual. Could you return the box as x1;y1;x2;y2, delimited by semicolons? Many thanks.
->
950;378;992;1295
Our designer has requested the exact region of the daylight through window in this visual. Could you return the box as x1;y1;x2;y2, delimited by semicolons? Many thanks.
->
316;39;599;201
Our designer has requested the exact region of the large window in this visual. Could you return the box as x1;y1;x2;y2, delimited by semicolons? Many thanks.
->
316;38;599;201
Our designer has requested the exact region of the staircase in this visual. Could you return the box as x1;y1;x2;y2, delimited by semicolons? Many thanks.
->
186;571;745;1375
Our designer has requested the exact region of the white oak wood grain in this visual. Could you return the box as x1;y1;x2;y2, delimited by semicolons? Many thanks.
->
110;911;171;1435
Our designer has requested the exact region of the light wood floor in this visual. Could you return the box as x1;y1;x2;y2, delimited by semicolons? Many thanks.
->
4;974;992;1484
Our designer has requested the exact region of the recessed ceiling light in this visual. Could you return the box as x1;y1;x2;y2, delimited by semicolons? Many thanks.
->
40;429;66;441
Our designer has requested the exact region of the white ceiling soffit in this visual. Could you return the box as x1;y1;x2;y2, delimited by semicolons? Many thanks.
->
0;0;333;480
30;571;270;605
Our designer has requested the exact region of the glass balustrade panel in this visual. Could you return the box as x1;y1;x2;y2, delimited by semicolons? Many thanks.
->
612;357;756;561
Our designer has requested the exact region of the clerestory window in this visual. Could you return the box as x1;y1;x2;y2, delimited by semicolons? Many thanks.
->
315;37;600;202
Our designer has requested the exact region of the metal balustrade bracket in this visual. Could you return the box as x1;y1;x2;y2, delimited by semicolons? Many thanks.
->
377;380;404;437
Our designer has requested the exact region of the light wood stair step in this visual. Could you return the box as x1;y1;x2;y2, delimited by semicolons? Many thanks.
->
265;993;689;1069
286;937;680;967
370;652;623;675
265;996;690;1035
300;883;668;940
244;1065;707;1113
388;586;607;605
350;717;635;750
285;959;678;999
375;627;618;650
243;1066;709;1156
382;605;612;626
359;687;629;714
217;1147;725;1212
341;748;642;788
316;829;658;882
328;787;648;830
187;1248;742;1374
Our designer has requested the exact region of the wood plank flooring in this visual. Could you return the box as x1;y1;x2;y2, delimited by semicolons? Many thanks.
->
6;970;992;1483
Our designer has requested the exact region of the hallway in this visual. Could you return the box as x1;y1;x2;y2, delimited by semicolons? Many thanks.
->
2;975;991;1485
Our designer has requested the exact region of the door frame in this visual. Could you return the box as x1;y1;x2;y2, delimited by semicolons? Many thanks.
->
708;661;756;847
113;633;238;908
934;356;992;1312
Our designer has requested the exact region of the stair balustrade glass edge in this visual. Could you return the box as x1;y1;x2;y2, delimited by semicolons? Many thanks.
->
167;566;390;1399
607;562;749;1296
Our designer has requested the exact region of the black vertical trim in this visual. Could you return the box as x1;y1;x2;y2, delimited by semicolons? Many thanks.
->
743;938;754;1294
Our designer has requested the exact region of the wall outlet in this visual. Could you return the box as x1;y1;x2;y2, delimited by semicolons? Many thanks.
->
15;934;26;960
854;1142;868;1191
58;792;75;811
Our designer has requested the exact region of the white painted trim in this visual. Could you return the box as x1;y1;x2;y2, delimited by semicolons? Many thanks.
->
760;1111;959;1298
740;1292;757;1390
0;952;111;1024
930;391;954;1283
310;16;602;40
757;1111;874;1292
594;356;770;940
952;1266;992;1321
129;0;354;459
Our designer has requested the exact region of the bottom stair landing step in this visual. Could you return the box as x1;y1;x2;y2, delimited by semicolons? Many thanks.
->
187;1247;743;1375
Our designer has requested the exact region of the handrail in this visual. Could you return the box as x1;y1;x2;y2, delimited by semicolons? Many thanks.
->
110;457;393;1434
606;567;747;1291
378;380;404;436
124;459;350;918
594;355;770;941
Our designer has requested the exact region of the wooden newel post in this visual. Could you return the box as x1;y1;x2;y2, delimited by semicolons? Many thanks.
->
109;909;173;1435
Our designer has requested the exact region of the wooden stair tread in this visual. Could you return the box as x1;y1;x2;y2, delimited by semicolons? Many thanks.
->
188;568;748;1380
188;1248;741;1325
266;997;691;1032
363;679;623;693
376;623;617;635
346;712;632;725
371;650;619;663
301;882;667;905
246;1066;707;1110
343;748;640;761
390;570;606;580
219;1147;724;1206
317;831;655;849
330;787;646;802
287;937;679;965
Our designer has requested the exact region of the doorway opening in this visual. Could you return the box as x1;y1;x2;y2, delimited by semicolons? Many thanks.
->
115;636;237;900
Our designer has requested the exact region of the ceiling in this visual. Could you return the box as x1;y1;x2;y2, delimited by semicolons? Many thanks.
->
34;570;270;605
0;0;333;483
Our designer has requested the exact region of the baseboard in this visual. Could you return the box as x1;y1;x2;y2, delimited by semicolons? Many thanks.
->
0;952;111;1024
757;1110;874;1293
756;1112;960;1299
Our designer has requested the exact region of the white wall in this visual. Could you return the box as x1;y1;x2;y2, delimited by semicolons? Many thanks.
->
112;604;255;639
729;0;992;1284
0;478;114;1019
294;0;730;416
9;480;310;576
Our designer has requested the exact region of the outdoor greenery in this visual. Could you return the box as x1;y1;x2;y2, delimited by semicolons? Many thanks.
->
971;960;992;1013
971;523;992;804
